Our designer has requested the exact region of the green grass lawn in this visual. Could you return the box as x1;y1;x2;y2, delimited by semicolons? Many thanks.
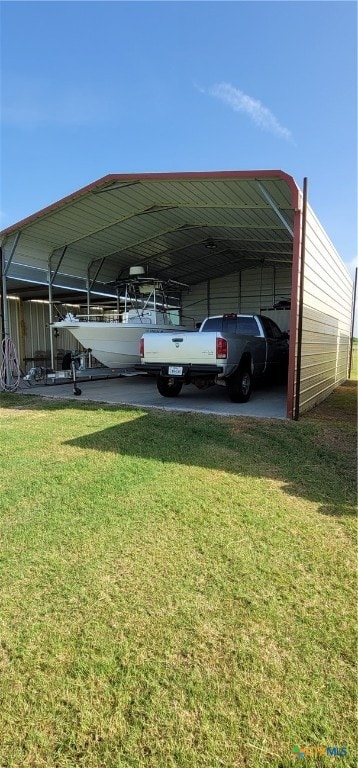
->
0;374;356;767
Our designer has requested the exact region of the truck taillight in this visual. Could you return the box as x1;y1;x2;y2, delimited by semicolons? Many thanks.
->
216;337;227;359
139;338;144;358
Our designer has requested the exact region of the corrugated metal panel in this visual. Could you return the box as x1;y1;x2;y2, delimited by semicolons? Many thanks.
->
181;282;208;326
299;204;353;413
20;301;84;369
208;272;242;316
7;239;51;271
23;301;51;360
7;298;21;353
240;266;291;313
181;265;292;327
2;174;295;293
6;218;292;288
7;263;118;300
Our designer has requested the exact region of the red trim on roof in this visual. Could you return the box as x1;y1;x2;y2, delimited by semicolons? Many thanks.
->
0;170;299;237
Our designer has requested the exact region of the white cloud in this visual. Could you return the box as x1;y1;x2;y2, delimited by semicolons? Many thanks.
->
207;81;293;142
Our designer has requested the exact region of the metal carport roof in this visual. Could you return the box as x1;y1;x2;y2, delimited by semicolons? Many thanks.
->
2;170;351;423
1;170;304;421
0;170;300;301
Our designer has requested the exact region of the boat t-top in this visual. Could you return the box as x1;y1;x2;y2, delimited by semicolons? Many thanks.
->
52;266;189;369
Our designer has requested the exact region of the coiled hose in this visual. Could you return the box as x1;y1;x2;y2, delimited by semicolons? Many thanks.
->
0;337;21;392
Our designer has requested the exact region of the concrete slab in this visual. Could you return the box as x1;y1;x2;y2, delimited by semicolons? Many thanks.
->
18;374;287;419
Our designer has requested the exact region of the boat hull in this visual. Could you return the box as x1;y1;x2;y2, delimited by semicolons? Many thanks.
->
53;321;177;369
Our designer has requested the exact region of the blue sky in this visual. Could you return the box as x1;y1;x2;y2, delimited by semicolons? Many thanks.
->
1;0;357;276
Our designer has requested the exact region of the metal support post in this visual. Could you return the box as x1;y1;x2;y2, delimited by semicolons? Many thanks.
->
1;244;7;345
48;246;68;369
294;177;308;421
1;234;20;386
87;257;106;317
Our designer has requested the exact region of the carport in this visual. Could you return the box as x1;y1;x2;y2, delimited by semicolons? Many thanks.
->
0;170;354;418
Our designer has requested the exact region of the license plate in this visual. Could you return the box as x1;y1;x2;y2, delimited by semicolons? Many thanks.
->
168;366;183;376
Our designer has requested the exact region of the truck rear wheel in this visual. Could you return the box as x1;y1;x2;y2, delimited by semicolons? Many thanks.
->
157;375;183;397
227;366;252;403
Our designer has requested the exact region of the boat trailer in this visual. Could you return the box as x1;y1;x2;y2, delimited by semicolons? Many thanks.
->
23;350;140;396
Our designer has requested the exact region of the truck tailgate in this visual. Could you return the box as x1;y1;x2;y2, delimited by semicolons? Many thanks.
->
142;331;217;365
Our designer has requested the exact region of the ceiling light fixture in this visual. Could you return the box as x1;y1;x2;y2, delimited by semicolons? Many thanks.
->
205;240;217;250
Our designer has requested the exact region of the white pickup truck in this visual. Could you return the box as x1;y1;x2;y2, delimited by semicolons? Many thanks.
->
138;313;289;402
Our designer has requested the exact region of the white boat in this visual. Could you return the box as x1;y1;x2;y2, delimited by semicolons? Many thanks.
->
52;268;188;369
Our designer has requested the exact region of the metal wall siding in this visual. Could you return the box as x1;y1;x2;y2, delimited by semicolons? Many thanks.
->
181;282;208;326
20;302;82;364
302;306;348;334
304;236;352;291
240;270;266;312
209;273;241;316
181;266;292;327
303;260;352;315
300;204;353;413
305;207;352;284
23;302;51;359
275;268;292;301
8;299;21;353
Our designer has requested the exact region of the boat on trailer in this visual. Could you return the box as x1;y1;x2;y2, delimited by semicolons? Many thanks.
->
52;266;189;369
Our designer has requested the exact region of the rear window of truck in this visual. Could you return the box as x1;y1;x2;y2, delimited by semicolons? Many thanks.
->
201;316;260;335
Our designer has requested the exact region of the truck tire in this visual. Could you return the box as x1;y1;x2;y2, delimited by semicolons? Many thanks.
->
157;375;183;397
227;365;252;403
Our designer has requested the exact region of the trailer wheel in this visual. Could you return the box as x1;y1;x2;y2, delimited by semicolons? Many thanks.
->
227;365;252;403
157;375;183;397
